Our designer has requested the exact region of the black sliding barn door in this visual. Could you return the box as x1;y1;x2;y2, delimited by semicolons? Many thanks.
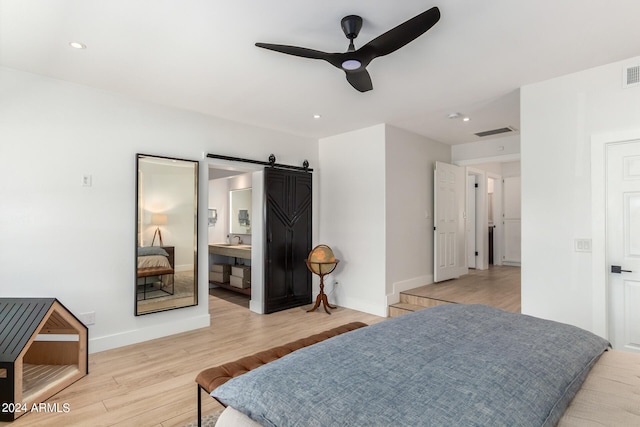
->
264;167;312;313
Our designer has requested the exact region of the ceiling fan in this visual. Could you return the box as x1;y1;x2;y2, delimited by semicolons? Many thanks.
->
255;6;441;92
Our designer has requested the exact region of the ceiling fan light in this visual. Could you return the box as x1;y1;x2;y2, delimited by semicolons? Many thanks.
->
341;59;361;70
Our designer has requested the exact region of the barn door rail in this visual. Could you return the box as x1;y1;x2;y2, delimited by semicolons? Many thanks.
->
206;153;313;172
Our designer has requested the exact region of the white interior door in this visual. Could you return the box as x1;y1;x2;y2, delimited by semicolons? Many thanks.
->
434;161;467;282
607;140;640;352
467;175;477;268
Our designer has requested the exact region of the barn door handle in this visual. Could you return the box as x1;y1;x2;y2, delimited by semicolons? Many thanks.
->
611;265;632;274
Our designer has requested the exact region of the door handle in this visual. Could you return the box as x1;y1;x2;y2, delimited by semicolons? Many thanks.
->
611;265;632;274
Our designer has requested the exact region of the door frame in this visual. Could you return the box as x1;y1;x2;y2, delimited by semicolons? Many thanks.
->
467;174;477;269
591;129;640;339
487;173;503;266
502;175;522;266
467;168;488;270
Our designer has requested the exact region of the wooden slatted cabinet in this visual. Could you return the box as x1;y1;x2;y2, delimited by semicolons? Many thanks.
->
0;298;88;421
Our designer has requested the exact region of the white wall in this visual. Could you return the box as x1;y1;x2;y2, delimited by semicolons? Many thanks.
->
318;124;387;316
520;55;640;337
468;161;521;177
318;124;450;316
452;134;520;165
0;66;317;352
207;177;228;244
207;171;253;245
385;125;450;302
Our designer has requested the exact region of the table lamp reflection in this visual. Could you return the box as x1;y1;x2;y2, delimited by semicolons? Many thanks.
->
150;214;167;246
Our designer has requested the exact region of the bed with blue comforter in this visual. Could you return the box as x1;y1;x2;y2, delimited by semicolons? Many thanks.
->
212;304;613;426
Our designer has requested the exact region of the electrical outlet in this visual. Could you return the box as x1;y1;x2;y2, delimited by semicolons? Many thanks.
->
79;311;95;325
81;174;92;187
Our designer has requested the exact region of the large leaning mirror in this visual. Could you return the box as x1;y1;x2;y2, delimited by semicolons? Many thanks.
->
135;154;198;315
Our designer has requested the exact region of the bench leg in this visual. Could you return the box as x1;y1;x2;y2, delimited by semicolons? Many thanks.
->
197;385;203;427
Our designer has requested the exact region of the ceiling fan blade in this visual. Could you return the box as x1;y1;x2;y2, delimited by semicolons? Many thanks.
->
255;42;331;61
359;7;440;59
345;69;373;92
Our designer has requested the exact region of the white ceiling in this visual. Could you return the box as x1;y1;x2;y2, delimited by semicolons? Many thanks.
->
2;1;640;145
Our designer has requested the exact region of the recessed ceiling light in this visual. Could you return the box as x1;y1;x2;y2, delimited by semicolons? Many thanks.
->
463;117;470;122
313;114;322;119
69;42;86;49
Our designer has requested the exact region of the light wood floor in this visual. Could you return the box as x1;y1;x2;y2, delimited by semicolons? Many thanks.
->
404;266;521;313
2;289;383;427
3;269;519;427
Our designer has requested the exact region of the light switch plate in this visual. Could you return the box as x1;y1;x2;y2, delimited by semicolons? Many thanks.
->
575;239;592;253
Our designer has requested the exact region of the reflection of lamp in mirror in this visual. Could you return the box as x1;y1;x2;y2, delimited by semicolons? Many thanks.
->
151;214;167;246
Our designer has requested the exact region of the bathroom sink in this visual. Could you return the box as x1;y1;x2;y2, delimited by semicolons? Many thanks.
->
210;243;251;248
209;243;251;258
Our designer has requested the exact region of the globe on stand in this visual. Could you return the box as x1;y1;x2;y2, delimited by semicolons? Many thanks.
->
306;245;339;314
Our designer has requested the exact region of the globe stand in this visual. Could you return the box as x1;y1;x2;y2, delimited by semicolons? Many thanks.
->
306;259;339;314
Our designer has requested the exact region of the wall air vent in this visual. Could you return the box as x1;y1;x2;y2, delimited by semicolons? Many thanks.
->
474;126;517;138
623;65;640;88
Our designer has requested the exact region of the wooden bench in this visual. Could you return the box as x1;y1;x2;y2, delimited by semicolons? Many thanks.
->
137;267;175;300
137;267;174;278
195;321;368;426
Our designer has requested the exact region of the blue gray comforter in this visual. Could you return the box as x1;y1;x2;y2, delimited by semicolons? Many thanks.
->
213;304;609;426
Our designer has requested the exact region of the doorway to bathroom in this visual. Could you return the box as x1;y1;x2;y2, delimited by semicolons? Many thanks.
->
207;165;258;311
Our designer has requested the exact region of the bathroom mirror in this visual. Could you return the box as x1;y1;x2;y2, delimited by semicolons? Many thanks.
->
135;154;198;315
230;188;252;235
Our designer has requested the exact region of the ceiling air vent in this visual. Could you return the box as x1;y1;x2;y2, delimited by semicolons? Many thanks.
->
623;65;640;88
474;126;517;138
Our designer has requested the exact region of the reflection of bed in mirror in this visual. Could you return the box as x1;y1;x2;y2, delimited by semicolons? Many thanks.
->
136;246;175;300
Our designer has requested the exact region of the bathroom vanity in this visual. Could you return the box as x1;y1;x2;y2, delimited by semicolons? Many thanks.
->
209;243;251;295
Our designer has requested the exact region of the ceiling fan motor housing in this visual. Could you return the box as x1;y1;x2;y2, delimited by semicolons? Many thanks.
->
341;15;363;39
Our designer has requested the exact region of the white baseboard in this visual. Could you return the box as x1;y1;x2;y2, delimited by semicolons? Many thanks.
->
249;299;264;314
337;296;388;318
502;261;521;267
87;313;211;354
